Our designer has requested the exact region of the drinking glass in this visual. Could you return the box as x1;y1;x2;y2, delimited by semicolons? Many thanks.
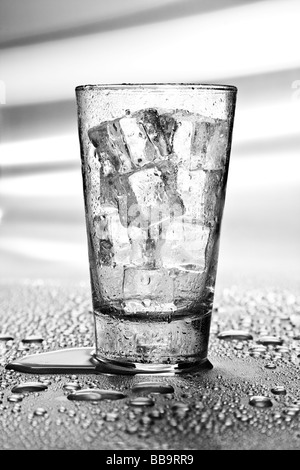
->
75;83;237;374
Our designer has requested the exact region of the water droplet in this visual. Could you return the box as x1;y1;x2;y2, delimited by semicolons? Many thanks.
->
39;378;52;386
140;415;153;425
252;345;267;352
34;407;47;416
0;334;14;342
105;411;119;422
11;382;48;393
271;386;286;395
129;397;155;407
265;362;277;369
257;336;283;346
22;336;44;344
285;405;300;416
8;394;24;402
126;424;138;434
249;396;273;408
67;389;126;402
217;330;253;341
131;382;174;395
63;382;81;391
149;409;164;419
249;345;267;357
290;314;300;326
172;402;190;416
17;344;30;351
275;346;289;354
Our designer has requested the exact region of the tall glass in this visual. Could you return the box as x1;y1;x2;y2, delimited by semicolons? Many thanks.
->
75;83;237;374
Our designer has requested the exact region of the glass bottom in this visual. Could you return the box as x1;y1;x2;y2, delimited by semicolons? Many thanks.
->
93;310;212;374
94;354;213;375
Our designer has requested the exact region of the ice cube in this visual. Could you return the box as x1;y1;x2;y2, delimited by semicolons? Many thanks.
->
88;120;133;174
177;166;225;227
156;160;185;218
161;218;210;272
99;172;138;228
158;112;178;154
98;265;125;304
128;166;169;223
134;109;170;157
93;213;113;266
127;225;147;266
109;209;131;265
190;118;229;171
190;120;212;171
119;109;177;169
177;169;206;222
89;109;178;178
171;112;229;171
127;167;174;267
93;207;130;266
123;267;174;303
181;221;210;270
202;169;224;226
172;119;193;167
119;116;156;169
204;119;229;170
173;269;207;308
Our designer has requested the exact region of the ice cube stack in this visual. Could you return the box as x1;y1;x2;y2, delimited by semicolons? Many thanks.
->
88;108;229;312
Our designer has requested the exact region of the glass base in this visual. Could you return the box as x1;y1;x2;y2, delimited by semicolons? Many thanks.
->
94;354;213;375
93;310;212;374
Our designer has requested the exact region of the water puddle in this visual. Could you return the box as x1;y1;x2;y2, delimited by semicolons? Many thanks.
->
5;347;212;375
67;389;126;402
129;397;155;407
131;382;174;394
257;336;283;346
11;382;48;393
217;330;253;341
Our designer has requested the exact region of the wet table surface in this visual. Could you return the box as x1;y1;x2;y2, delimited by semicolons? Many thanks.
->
0;280;300;451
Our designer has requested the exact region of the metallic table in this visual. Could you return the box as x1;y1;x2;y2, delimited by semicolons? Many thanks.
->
0;280;299;450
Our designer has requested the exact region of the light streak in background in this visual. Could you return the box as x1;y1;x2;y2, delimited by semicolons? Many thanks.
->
1;135;79;168
1;0;300;105
0;237;86;265
0;0;299;281
1;100;299;171
0;0;184;45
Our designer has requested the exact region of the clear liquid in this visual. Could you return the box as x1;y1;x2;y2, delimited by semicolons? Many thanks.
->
93;308;213;371
84;108;228;367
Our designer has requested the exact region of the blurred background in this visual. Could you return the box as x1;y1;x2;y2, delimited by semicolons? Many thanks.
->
0;0;300;290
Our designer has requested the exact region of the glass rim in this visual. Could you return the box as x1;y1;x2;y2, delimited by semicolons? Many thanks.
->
75;83;237;93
